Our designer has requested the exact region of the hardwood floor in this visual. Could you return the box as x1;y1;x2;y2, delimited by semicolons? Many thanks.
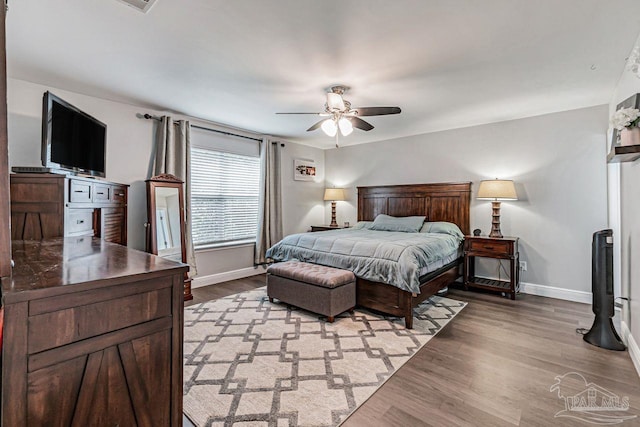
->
186;276;640;426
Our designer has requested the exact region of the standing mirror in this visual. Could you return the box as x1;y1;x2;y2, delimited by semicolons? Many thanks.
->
146;174;192;300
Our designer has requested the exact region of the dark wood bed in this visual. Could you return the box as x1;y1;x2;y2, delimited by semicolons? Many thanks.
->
356;182;471;328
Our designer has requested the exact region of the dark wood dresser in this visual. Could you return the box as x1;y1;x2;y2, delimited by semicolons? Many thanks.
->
10;173;129;245
1;237;188;426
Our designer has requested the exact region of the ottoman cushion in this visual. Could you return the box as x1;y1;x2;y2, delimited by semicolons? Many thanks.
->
267;261;355;288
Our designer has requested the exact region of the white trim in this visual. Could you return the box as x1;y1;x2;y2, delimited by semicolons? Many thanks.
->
519;281;591;304
192;266;267;289
195;241;255;253
607;162;622;299
621;321;640;378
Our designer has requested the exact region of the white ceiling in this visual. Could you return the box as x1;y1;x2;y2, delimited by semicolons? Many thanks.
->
6;1;640;149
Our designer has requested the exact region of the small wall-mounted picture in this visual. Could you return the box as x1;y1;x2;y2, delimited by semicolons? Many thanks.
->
294;158;316;181
611;93;640;147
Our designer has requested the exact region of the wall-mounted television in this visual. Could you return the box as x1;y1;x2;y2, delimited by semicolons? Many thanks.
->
41;91;107;177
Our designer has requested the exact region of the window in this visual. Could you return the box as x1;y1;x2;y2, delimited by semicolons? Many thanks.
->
190;147;260;248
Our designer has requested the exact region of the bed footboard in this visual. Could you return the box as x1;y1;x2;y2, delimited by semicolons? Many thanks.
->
355;263;460;329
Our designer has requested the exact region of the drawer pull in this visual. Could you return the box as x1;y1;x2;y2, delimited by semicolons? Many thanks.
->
117;193;125;197
73;190;86;193
97;192;105;195
77;220;85;224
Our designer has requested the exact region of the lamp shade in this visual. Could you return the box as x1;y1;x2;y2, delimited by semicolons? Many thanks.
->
324;188;345;201
477;179;518;200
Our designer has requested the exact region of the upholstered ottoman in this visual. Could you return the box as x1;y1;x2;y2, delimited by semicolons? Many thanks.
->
267;261;356;322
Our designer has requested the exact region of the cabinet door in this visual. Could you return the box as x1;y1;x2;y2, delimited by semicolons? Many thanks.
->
101;207;126;245
27;330;172;426
10;176;65;239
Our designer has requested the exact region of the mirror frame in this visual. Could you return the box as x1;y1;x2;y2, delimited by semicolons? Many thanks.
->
145;173;192;300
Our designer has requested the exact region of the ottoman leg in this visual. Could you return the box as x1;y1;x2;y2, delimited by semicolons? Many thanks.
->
268;297;274;303
327;316;335;323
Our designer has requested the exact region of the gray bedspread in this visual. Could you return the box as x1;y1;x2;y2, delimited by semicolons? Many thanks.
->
265;229;463;294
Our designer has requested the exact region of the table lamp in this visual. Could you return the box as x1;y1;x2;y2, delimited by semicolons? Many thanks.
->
324;188;345;227
477;179;517;238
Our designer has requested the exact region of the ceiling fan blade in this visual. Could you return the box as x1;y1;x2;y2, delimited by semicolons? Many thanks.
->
276;112;324;115
349;116;374;131
353;107;401;116
307;119;326;132
327;93;345;111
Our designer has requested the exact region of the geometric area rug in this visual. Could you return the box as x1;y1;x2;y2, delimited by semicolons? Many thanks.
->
183;287;466;427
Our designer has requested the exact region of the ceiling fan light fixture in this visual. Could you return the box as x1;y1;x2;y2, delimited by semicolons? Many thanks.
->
326;93;345;111
338;117;353;136
321;119;337;137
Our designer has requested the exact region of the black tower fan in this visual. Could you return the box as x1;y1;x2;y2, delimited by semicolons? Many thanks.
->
583;229;625;350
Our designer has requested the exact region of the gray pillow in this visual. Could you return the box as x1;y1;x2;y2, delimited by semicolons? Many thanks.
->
352;221;374;230
370;214;426;233
420;221;464;239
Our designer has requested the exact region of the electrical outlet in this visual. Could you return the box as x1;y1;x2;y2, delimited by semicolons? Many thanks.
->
519;261;527;271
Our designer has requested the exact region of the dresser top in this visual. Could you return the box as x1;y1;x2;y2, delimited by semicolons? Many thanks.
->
2;237;188;304
10;173;129;186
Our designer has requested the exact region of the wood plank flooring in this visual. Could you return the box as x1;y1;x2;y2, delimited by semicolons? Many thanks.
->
186;276;640;426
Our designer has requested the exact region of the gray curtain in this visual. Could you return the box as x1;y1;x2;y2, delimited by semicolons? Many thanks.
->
153;116;198;276
255;138;283;264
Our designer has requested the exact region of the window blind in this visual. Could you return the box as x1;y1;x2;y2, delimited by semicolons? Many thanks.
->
191;147;260;247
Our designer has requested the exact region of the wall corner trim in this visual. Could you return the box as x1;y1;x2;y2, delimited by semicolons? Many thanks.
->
519;282;592;304
621;321;640;379
192;266;267;289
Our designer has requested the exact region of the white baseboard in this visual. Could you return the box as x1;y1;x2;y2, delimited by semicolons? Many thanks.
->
621;321;640;378
519;281;591;304
192;266;267;289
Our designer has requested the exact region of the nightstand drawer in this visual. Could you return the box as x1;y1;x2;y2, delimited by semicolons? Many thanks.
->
467;239;512;255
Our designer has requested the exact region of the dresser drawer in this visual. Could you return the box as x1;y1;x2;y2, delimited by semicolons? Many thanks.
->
69;180;91;203
93;184;110;202
66;209;94;235
27;278;173;354
111;185;127;204
467;239;512;255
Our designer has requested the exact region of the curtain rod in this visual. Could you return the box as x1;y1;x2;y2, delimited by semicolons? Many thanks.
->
142;113;266;143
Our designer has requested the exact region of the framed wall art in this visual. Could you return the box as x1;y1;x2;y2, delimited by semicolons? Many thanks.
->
293;158;316;181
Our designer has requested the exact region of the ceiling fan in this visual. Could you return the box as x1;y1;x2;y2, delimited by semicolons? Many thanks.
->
277;85;401;146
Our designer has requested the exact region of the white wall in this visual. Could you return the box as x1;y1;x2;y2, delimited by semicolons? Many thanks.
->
325;105;609;295
7;78;324;283
609;31;640;375
8;78;156;250
280;142;325;236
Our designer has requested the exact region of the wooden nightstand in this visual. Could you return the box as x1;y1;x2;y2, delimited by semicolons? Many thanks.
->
310;225;350;232
463;235;520;300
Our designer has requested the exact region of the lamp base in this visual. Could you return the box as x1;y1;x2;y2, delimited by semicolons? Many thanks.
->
489;201;503;238
330;201;338;227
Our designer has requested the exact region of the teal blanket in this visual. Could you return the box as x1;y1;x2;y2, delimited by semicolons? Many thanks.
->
265;229;462;293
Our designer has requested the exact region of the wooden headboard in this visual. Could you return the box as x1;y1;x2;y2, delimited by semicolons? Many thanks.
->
357;182;472;235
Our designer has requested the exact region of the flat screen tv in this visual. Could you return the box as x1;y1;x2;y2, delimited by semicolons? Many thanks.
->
41;91;107;177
